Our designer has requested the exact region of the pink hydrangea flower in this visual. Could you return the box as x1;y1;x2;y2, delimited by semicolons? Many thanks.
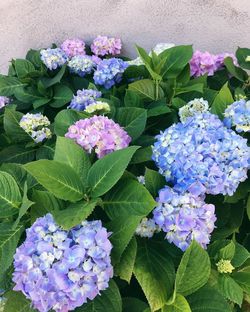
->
91;35;122;56
61;38;86;58
215;52;238;69
190;50;218;77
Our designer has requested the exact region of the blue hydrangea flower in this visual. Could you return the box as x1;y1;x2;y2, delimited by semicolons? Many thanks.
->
68;89;102;111
68;55;96;77
224;99;250;133
93;58;128;89
153;186;216;251
12;214;113;312
152;112;250;196
40;48;68;70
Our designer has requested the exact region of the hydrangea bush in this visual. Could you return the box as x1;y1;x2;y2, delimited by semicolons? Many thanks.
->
0;36;250;312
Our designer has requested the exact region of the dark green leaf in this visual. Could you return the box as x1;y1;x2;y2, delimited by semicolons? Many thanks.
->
124;89;143;108
50;84;73;108
145;168;165;197
40;65;66;88
236;47;250;70
218;275;243;306
210;83;234;119
0;76;27;96
0;145;36;164
122;297;149;312
3;290;36;312
15;59;35;78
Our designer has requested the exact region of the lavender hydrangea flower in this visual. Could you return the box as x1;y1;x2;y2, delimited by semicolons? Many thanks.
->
68;89;102;111
153;186;216;251
135;218;160;238
190;50;218;77
20;113;52;143
61;38;86;58
65;115;131;158
215;52;238;69
93;58;128;89
152;112;250;196
68;55;95;77
91;35;122;56
13;214;113;312
179;98;209;123
0;96;10;109
224;99;250;133
40;48;68;70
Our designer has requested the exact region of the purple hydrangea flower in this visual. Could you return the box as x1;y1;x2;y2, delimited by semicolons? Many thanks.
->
0;96;10;109
152;112;250;196
190;50;218;77
215;52;238;69
40;48;68;70
65;115;131;158
93;58;128;89
153;186;216;251
61;38;86;58
19;113;52;143
68;55;95;77
68;89;102;111
91;35;122;56
224;99;250;133
13;214;113;312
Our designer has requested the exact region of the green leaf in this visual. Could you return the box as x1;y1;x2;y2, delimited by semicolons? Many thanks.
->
219;240;235;260
0;171;22;218
115;236;137;283
33;97;51;109
3;290;36;312
175;83;204;95
75;280;122;312
129;79;163;101
133;239;175;311
232;243;250;267
176;241;211;296
124;89;143;107
26;49;43;67
247;194;250;220
50;84;73;108
145;168;166;197
162;294;191;312
15;59;35;78
24;160;84;202
187;285;232;312
54;136;91;187
210;83;234;119
232;266;250;295
218;275;243;306
131;146;152;164
0;225;23;275
236;47;250;70
224;57;248;82
147;99;171;117
36;141;55;160
122;297;149;312
53;199;98;230
14;87;46;105
40;64;66;88
224;179;250;204
0;76;27;96
0;145;36;164
87;146;139;198
116;107;147;140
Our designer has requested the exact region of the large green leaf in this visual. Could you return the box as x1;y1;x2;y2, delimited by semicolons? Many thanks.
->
129;79;163;101
145;167;166;197
116;107;147;140
3;291;36;312
224;57;248;82
50;84;73;108
133;239;175;311
14;87;46;105
0;171;22;218
187;285;232;312
218;240;235;260
24;160;84;201
87;146;139;198
236;47;250;70
124;89;143;108
15;59;35;78
210;83;234;119
218;275;243;306
162;294;191;312
0;145;36;164
232;243;250;267
0;76;27;96
175;241;211;296
232;266;250;294
53;199;99;230
122;297;149;312
40;64;66;88
0;225;23;275
75;280;122;312
54;136;91;187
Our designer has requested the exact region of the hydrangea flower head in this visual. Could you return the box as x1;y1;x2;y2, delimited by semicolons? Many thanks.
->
153;186;216;251
20;113;52;143
84;101;110;114
69;89;102;111
61;38;86;58
224;99;250;132
68;55;95;77
136;218;160;238
13;214;113;312
65;115;131;158
127;57;144;66
152;112;250;196
179;98;209;123
216;259;234;274
93;58;128;89
190;50;218;77
0;96;10;109
91;35;122;56
150;42;175;55
215;52;238;69
40;48;68;70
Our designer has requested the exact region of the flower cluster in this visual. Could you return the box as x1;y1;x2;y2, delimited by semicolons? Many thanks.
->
152;112;250;196
0;96;10;109
40;48;68;70
65;115;131;158
20;113;52;143
91;35;122;56
68;55;95;77
136;218;160;238
153;186;216;251
216;259;235;274
61;38;86;58
93;58;128;89
12;214;113;312
69;89;102;111
178;98;209;123
84;101;110;114
224;99;250;133
150;42;175;55
137;175;146;185
190;50;237;77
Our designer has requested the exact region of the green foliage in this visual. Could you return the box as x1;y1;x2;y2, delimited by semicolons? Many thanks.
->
210;83;234;119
